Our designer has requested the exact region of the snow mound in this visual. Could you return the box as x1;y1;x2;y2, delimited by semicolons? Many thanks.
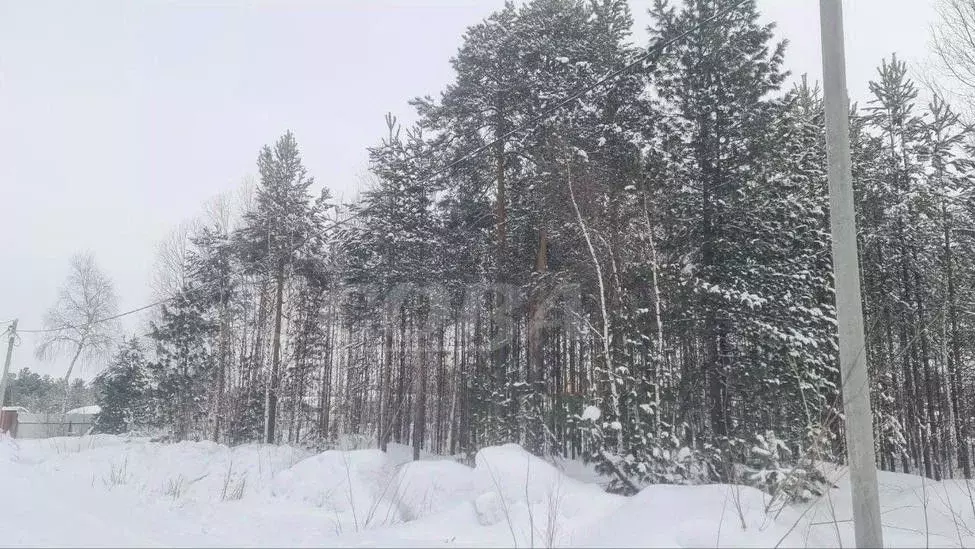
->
473;491;505;526
548;453;613;487
272;448;403;527
471;444;624;546
474;443;616;514
578;483;827;548
392;459;477;520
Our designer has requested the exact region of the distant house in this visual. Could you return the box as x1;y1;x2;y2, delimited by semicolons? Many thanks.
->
3;405;100;439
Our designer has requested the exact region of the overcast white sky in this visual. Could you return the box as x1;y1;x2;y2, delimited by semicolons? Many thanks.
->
0;0;937;378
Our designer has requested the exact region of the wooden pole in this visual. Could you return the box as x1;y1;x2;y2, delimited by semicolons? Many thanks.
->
0;320;18;409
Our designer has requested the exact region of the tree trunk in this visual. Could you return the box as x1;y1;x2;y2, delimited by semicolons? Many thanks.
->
914;260;941;480
567;161;621;453
526;226;548;452
643;195;666;433
214;290;229;443
61;342;85;416
379;317;393;451
435;317;446;454
494;101;508;270
413;312;428;461
395;307;407;443
265;264;285;444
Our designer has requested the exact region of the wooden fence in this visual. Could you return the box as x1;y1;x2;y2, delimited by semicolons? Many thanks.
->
12;412;96;439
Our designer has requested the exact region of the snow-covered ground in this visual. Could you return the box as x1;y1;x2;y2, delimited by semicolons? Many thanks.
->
0;434;972;547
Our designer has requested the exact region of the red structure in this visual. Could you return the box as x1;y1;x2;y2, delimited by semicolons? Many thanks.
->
0;409;18;438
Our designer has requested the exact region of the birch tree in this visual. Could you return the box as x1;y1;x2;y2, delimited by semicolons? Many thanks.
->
36;252;120;413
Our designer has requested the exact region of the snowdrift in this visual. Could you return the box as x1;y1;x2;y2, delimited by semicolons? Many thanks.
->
1;434;973;547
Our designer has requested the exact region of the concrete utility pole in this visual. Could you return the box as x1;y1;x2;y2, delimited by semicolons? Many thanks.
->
0;320;18;408
818;1;884;547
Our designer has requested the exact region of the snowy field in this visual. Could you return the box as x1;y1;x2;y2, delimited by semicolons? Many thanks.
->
1;435;973;548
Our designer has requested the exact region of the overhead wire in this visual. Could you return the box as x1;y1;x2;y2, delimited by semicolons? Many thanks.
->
18;300;174;334
16;268;266;334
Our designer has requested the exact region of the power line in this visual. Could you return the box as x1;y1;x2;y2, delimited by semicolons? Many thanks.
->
16;272;260;334
19;299;175;334
14;248;308;335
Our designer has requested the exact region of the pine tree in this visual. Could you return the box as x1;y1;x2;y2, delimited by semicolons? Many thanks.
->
921;96;975;478
649;0;791;477
341;113;439;457
235;131;332;443
867;56;942;477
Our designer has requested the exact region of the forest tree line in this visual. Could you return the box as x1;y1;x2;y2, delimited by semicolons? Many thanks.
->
83;0;975;495
4;368;97;414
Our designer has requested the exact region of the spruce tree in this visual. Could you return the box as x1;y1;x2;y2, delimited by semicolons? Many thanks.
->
148;292;217;442
94;338;150;434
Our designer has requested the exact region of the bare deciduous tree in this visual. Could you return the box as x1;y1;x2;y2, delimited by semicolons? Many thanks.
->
36;252;120;413
150;220;199;302
203;175;256;235
932;0;975;108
